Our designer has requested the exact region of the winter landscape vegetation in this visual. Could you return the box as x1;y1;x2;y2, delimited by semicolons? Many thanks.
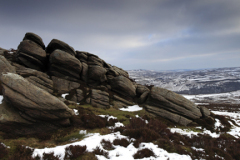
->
0;32;239;160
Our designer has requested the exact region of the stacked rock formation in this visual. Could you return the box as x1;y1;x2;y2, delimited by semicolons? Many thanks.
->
0;32;211;135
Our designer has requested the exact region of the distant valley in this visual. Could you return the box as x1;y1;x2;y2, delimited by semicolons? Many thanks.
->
128;67;240;95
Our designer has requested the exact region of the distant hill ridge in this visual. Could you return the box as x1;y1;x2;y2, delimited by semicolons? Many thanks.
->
128;67;240;95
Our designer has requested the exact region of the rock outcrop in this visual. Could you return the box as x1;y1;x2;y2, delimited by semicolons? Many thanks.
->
16;33;47;71
0;32;212;135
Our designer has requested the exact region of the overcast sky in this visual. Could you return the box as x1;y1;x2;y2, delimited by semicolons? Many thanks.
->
0;0;240;70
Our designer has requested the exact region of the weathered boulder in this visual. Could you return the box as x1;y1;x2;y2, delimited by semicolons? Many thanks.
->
143;87;203;125
52;76;80;94
11;62;27;70
81;62;88;82
0;101;66;136
90;89;109;109
0;55;16;74
88;65;107;84
88;54;103;67
26;76;53;94
136;84;150;96
136;84;150;104
112;95;135;108
144;105;193;126
16;39;47;71
76;51;88;63
49;49;82;80
0;47;7;56
109;76;136;97
17;68;53;93
0;55;16;95
107;66;129;78
67;89;85;103
0;73;74;121
200;106;211;117
138;91;149;104
0;101;32;125
23;32;45;49
76;89;85;102
17;40;46;61
46;39;76;56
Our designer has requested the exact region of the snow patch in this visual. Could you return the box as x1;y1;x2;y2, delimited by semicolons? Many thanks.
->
79;130;87;135
73;109;79;115
0;95;3;104
119;105;142;112
61;93;69;99
99;115;117;121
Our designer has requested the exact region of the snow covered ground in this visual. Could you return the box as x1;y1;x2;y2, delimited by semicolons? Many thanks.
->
33;131;191;160
182;90;240;104
31;102;240;160
171;110;240;139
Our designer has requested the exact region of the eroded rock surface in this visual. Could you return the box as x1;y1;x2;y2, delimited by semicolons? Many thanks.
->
143;87;202;125
0;73;74;121
16;38;47;71
90;89;110;109
49;49;82;81
109;76;136;97
46;39;76;56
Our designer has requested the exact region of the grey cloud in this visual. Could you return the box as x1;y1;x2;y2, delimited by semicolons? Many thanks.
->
0;0;240;70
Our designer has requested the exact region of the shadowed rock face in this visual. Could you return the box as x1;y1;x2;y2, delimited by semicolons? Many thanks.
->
16;37;47;71
0;73;74;121
49;49;82;80
17;68;54;94
23;32;45;50
143;87;202;125
109;76;136;97
0;55;16;95
0;47;7;56
46;39;76;56
0;32;211;135
52;76;80;94
0;56;16;74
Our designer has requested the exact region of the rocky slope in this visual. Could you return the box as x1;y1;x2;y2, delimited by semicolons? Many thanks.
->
0;32;211;135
